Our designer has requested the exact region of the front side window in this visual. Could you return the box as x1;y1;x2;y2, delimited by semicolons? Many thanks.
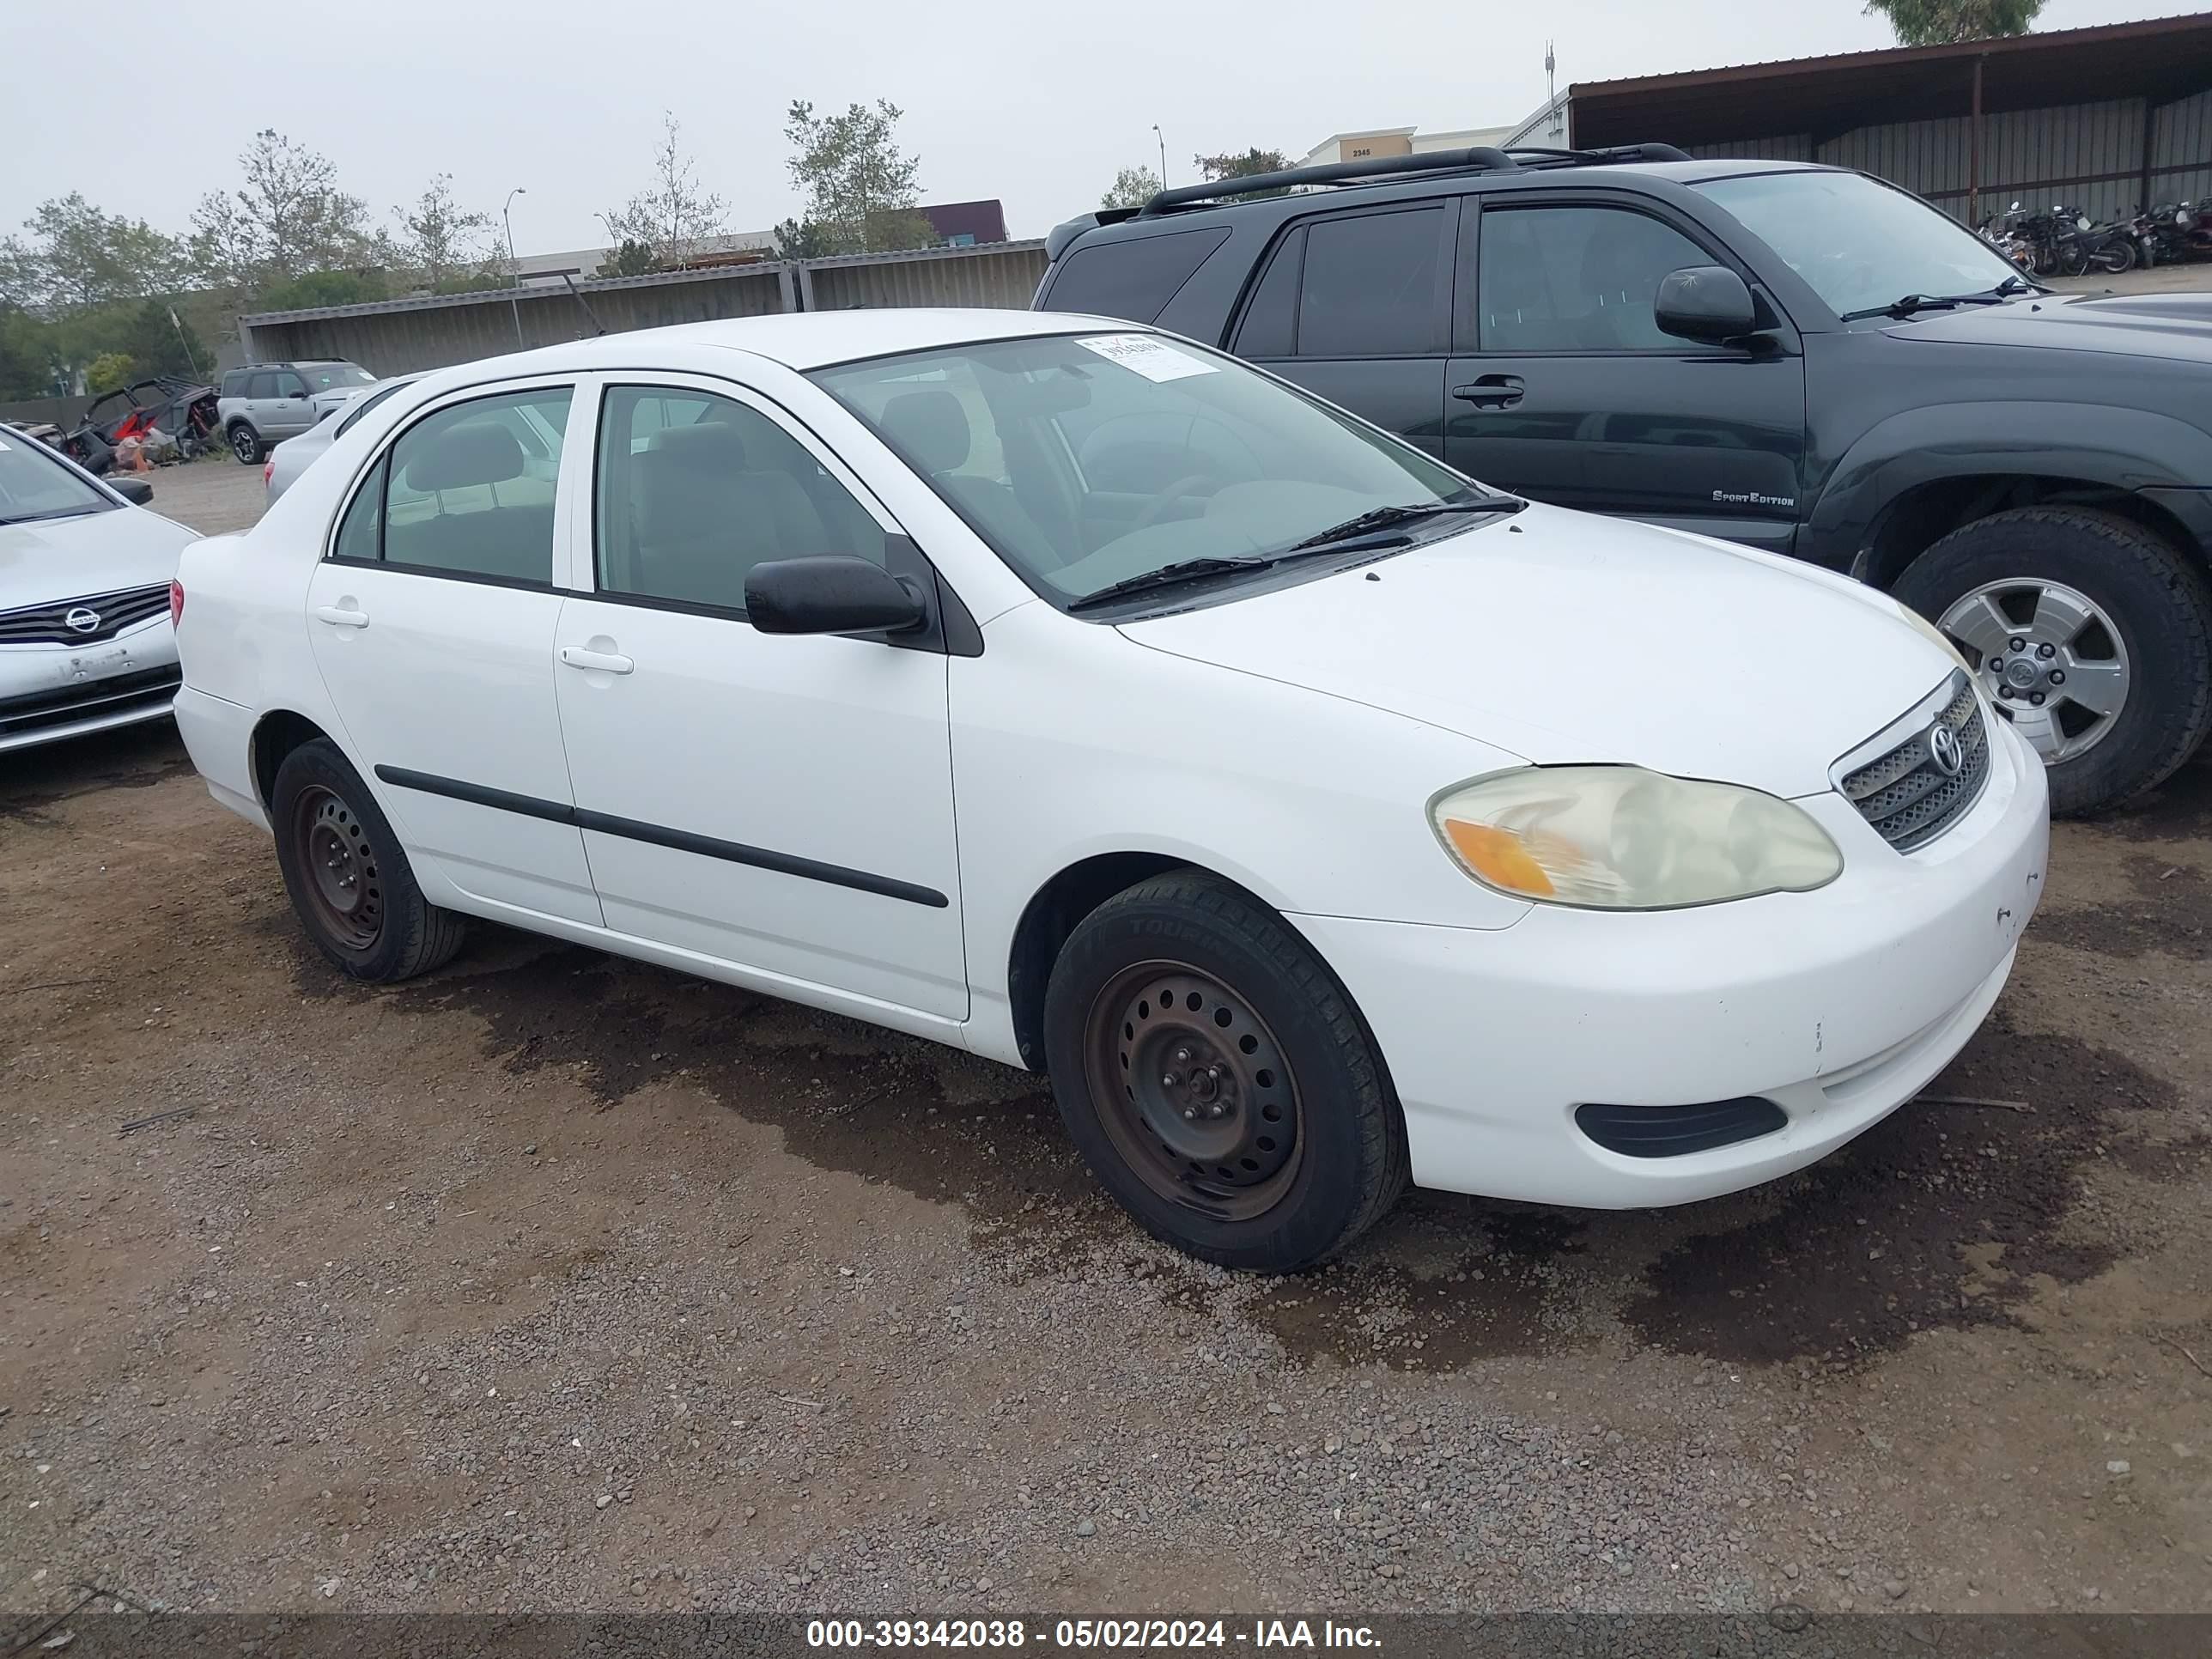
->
813;332;1478;610
1477;206;1716;352
0;432;114;525
275;373;310;399
1692;170;2026;319
593;386;883;613
337;386;572;582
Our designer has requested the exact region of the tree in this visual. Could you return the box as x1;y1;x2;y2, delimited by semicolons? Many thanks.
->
190;129;374;297
599;112;728;266
1863;0;2041;45
391;174;497;290
0;193;184;315
772;218;833;261
1194;148;1289;182
783;99;934;255
0;305;58;399
86;352;135;394
605;238;659;277
1100;167;1164;210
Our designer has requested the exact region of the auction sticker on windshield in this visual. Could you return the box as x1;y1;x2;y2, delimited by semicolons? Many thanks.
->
1074;334;1217;383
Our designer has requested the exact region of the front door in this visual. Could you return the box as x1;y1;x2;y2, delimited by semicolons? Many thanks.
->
264;369;316;441
305;380;601;925
553;378;967;1019
1443;198;1808;555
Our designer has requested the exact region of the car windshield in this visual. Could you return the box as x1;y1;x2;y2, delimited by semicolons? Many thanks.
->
301;362;377;392
811;332;1483;607
0;432;112;525
1693;171;2028;319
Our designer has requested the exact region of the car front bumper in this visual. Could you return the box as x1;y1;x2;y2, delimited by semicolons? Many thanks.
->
1291;715;2050;1209
0;621;180;753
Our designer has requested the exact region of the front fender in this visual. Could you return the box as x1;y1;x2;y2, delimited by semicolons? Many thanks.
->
1803;402;2212;572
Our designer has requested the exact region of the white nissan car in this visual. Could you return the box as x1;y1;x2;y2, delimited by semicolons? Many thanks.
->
171;310;2048;1270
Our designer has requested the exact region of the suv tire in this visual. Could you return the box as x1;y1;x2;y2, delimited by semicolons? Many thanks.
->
1895;506;2212;816
1042;869;1407;1271
270;738;467;982
228;422;264;465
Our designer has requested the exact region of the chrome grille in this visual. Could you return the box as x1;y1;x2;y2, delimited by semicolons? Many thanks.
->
1839;671;1990;853
0;584;171;647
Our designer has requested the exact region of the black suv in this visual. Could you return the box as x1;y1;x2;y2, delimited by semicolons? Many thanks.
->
1036;145;2212;815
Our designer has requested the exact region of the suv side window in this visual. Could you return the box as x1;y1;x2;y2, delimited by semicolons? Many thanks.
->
1476;205;1716;353
275;372;310;399
221;369;249;398
246;371;278;399
1045;228;1231;325
1233;206;1449;360
332;386;572;584
593;386;884;615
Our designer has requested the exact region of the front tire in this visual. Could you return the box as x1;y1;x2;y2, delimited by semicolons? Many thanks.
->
270;738;466;981
1896;507;2212;815
228;422;264;465
1042;870;1407;1272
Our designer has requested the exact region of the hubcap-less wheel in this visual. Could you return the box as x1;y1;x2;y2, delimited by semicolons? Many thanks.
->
291;784;383;951
1084;963;1302;1221
1937;577;2130;764
231;427;257;463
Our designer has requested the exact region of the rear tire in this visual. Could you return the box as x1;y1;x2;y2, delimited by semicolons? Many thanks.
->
270;738;466;981
1895;507;2212;815
228;422;263;465
1042;870;1407;1272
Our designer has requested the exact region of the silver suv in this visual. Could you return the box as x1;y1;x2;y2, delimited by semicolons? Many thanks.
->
216;360;377;464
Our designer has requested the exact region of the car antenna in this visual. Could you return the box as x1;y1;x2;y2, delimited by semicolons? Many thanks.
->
560;272;607;337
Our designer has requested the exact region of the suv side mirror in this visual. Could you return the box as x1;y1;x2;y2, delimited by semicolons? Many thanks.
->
111;475;153;505
1655;265;1759;344
744;556;927;636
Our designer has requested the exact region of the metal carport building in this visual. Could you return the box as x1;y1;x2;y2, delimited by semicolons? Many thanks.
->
1556;12;2212;227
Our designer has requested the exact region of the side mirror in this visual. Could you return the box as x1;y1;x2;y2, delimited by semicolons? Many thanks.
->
744;556;926;636
111;476;153;505
1654;264;1759;344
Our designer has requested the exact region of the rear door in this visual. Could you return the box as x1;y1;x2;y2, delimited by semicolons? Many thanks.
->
1443;195;1807;554
1227;199;1455;459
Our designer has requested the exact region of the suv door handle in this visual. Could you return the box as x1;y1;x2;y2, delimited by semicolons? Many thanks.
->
1452;375;1526;409
313;605;368;629
560;646;634;675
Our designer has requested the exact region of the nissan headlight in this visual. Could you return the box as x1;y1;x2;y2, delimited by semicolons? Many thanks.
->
1429;767;1842;909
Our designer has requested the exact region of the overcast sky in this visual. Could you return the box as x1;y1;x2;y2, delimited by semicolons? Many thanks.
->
3;0;2197;256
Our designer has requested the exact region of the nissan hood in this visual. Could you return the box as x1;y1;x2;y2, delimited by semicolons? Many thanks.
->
0;503;198;611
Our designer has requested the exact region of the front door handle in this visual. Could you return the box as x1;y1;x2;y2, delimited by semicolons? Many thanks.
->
313;605;368;629
1452;374;1526;409
560;645;635;675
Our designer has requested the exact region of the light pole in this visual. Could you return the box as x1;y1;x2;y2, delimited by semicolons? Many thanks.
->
1152;125;1167;188
503;187;527;349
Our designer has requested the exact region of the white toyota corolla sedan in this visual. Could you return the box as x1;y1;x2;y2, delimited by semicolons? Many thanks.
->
172;309;2048;1270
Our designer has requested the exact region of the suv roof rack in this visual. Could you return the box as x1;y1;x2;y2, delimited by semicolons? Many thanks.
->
1135;141;1694;216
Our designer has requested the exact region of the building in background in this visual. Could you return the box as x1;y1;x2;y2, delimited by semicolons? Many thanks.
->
920;200;1009;246
1297;125;1520;168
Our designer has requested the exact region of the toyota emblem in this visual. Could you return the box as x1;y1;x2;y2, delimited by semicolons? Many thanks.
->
64;606;101;634
1929;723;1965;778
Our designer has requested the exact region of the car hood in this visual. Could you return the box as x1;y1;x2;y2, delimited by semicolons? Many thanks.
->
0;505;198;609
1115;503;1957;799
1887;290;2212;365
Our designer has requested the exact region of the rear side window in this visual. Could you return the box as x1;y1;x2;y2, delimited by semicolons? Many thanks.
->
1296;206;1447;357
336;386;573;583
245;372;278;399
1042;228;1230;325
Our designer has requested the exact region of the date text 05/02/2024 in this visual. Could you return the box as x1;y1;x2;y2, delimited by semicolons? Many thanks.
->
806;1619;1382;1649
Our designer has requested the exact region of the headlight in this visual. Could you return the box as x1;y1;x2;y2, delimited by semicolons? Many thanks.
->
1429;767;1842;909
1900;603;1975;677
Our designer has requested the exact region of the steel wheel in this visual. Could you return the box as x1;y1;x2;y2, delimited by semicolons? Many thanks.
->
289;783;384;951
1937;576;2130;764
1082;961;1303;1223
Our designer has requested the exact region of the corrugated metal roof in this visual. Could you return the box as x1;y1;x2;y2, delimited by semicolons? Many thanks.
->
793;238;1044;272
241;259;787;326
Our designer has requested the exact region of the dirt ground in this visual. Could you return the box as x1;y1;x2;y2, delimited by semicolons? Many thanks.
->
3;453;2209;1624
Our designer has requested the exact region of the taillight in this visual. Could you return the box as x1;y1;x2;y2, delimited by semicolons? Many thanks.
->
263;457;274;489
169;580;184;626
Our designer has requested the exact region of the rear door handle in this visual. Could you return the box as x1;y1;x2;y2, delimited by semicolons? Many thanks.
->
313;605;368;629
560;646;635;675
1452;374;1526;409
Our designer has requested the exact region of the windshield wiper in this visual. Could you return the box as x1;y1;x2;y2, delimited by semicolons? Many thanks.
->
1842;278;2031;322
1066;555;1279;612
1285;495;1524;553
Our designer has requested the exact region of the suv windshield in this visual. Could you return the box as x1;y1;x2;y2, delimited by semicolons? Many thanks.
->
1693;171;2028;319
811;332;1486;608
0;432;112;525
300;362;377;392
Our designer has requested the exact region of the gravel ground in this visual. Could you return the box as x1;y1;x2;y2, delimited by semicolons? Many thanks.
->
132;453;266;536
2;447;2208;1622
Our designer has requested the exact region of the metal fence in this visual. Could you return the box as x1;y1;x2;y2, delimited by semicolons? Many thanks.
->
239;240;1049;379
1686;88;2212;225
